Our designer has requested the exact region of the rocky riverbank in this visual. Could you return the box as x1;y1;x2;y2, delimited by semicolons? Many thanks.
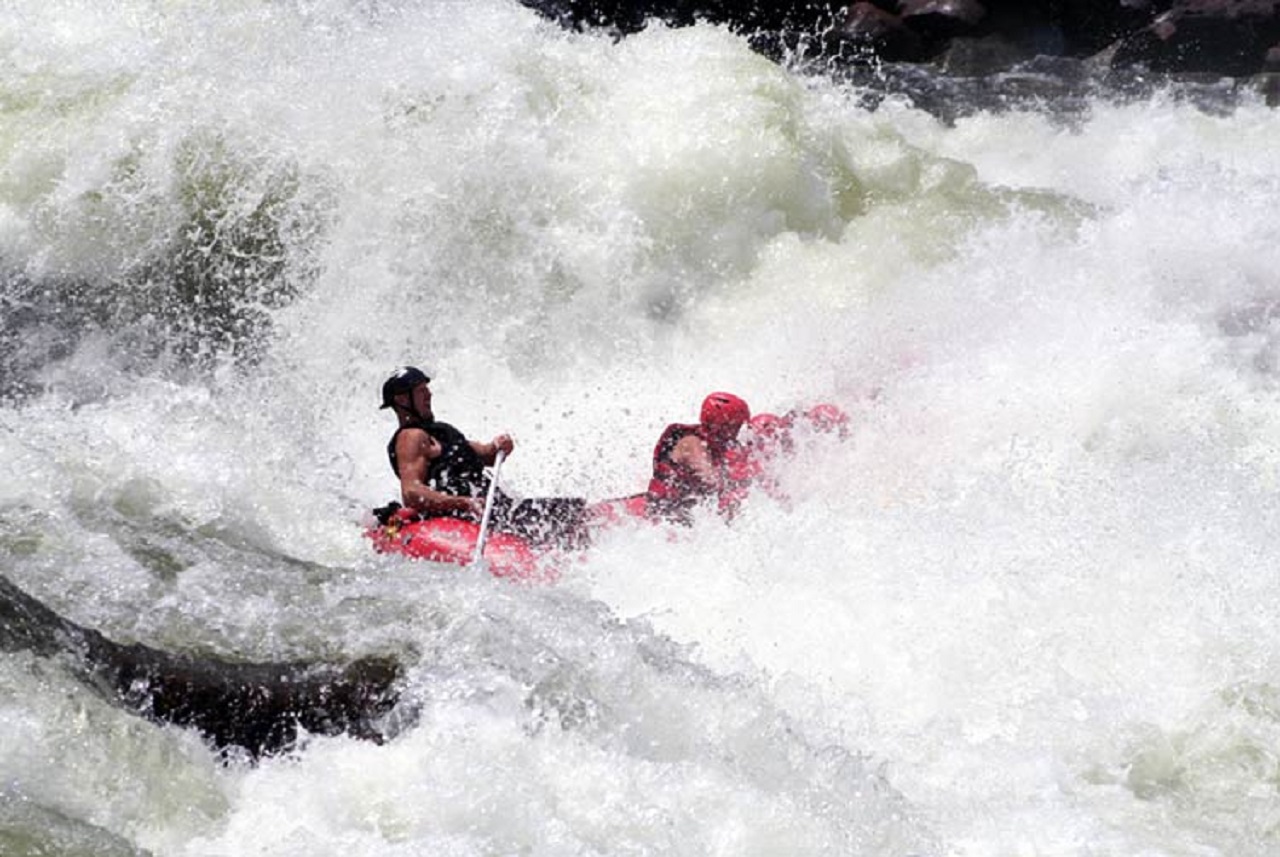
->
520;0;1280;113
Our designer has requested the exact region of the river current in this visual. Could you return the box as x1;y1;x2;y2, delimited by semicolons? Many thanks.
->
3;1;1280;855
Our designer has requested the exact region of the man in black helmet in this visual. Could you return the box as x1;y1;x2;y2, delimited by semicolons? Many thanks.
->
378;366;588;547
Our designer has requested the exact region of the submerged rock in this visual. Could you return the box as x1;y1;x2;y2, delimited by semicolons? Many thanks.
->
0;574;402;759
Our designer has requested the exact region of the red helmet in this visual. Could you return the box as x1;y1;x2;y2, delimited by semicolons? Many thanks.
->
700;392;750;440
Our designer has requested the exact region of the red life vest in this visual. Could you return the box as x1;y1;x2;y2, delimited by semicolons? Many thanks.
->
647;423;753;519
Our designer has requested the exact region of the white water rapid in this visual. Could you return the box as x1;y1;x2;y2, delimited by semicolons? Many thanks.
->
3;1;1280;855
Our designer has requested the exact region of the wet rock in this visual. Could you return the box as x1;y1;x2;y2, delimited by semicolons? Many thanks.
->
1262;43;1280;101
1111;0;1280;74
932;33;1037;75
1047;0;1165;54
514;0;1280;99
900;0;988;42
0;574;402;759
835;3;927;60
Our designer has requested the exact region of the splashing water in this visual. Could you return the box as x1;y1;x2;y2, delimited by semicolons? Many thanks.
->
4;1;1280;854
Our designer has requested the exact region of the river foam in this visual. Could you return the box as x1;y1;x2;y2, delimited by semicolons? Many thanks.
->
4;1;1280;854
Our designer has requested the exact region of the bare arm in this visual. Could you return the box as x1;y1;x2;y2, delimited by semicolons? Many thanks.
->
470;433;515;466
669;434;720;491
396;428;482;517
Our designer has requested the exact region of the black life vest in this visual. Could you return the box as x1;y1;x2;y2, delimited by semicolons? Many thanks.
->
387;420;489;497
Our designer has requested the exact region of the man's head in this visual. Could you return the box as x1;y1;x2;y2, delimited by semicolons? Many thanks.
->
379;366;432;421
700;392;750;446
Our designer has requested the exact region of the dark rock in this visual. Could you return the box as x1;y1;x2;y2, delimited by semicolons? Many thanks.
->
512;0;1280;97
899;0;987;26
933;33;1037;75
1049;0;1169;54
1114;0;1280;74
835;3;927;60
1260;70;1280;102
1264;40;1280;98
899;0;988;44
1;574;402;759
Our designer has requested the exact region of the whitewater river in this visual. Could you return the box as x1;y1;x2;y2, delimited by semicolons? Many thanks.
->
3;1;1280;854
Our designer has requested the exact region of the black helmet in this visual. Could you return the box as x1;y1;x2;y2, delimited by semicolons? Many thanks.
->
379;366;430;409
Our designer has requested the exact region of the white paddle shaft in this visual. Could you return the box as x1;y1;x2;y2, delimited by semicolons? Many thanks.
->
471;450;506;565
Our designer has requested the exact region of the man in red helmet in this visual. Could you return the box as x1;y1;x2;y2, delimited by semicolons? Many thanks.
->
646;392;752;522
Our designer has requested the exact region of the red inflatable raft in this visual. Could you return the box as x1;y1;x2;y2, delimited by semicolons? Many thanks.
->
367;401;849;579
365;495;650;580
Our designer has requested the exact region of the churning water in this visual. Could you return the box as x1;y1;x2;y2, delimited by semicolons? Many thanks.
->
4;1;1280;854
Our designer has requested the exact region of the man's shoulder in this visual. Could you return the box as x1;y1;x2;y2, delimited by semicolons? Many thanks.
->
396;420;461;436
662;423;703;444
425;421;468;441
393;422;470;454
672;431;707;449
393;424;432;445
658;422;700;438
654;422;700;457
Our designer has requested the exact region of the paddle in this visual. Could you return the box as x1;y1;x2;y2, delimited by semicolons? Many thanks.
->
471;449;506;566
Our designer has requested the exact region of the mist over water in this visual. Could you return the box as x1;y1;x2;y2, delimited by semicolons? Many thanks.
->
4;1;1280;854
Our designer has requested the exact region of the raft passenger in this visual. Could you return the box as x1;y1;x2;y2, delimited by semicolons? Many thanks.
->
378;366;587;547
646;392;753;523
